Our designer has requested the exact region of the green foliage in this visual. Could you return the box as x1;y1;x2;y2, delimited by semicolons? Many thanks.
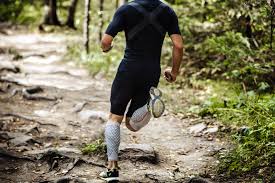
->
199;83;275;179
66;40;123;78
169;0;274;92
0;0;24;22
198;31;252;71
193;31;275;90
0;0;43;24
81;139;106;155
16;3;43;24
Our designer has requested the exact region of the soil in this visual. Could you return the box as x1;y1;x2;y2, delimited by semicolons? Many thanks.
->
0;31;227;183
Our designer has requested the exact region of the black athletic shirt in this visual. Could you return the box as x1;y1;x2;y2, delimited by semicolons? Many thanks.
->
105;0;181;72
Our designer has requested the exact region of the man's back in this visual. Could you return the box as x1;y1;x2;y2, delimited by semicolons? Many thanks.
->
106;0;181;67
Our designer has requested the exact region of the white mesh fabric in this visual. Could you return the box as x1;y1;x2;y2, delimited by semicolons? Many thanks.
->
130;104;152;131
105;121;120;161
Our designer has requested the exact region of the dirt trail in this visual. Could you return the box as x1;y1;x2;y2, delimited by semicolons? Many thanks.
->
0;32;227;183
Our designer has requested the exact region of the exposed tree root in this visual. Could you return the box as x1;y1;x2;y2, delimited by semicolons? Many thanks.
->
23;54;46;58
0;67;20;73
22;89;57;101
31;148;105;174
0;147;34;161
0;113;58;127
10;86;58;101
0;78;25;86
72;102;88;113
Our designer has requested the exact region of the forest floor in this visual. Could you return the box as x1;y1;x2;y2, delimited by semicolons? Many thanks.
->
0;30;228;183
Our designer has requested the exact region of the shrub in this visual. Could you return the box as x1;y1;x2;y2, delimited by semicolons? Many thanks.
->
199;87;275;179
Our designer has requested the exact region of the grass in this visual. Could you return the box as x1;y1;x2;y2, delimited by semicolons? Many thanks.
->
194;81;275;181
81;138;106;155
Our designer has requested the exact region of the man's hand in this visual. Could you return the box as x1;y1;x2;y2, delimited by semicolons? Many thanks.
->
164;68;178;83
101;34;114;53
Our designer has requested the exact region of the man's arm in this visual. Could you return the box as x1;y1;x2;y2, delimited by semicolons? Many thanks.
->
164;34;184;82
164;7;183;82
171;34;183;75
101;5;125;53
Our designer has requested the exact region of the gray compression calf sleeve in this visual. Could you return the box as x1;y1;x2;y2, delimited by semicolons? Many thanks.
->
105;121;120;161
129;104;152;131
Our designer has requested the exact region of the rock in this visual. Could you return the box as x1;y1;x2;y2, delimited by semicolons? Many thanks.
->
9;133;39;146
119;144;157;164
203;126;219;134
78;110;107;122
189;123;207;134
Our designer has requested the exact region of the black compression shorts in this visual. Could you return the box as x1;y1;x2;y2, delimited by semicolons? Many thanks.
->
110;70;160;117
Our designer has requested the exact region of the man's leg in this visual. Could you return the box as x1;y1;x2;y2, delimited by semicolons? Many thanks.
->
105;113;123;169
100;70;133;181
126;87;165;132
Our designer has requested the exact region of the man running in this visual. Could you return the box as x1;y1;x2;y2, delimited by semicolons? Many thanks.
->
100;0;183;181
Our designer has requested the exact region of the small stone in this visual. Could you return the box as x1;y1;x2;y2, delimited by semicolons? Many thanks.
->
34;110;51;117
189;123;207;134
204;126;219;134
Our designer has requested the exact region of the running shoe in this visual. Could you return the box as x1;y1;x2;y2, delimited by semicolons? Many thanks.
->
99;169;119;182
148;87;165;118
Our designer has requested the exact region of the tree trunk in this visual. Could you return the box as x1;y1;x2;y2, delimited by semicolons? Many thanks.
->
245;15;252;39
270;9;274;50
269;1;275;50
84;0;91;54
115;0;119;9
99;0;104;41
42;0;60;25
66;0;79;29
